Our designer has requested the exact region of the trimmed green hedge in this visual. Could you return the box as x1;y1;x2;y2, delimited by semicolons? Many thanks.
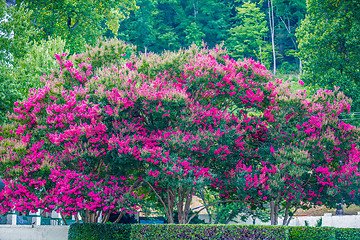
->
289;226;335;240
68;224;360;240
130;224;288;240
68;223;132;240
335;228;360;240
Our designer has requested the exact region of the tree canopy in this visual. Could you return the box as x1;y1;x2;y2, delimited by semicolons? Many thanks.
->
1;40;360;225
17;0;137;53
297;0;360;110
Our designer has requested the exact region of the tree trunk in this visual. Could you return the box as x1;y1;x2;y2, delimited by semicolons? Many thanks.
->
177;189;193;224
60;212;68;225
75;213;80;223
147;183;174;223
282;203;290;225
167;211;174;224
270;199;279;225
101;212;111;223
198;190;212;224
268;0;276;76
286;206;299;226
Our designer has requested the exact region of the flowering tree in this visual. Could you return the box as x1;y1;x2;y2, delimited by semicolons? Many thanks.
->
212;80;360;225
0;40;142;223
0;41;279;224
1;39;359;225
87;44;279;224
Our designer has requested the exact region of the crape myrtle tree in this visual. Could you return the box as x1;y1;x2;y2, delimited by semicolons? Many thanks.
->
91;44;278;224
104;44;360;224
0;39;279;224
0;40;142;224
212;79;360;225
1;39;360;225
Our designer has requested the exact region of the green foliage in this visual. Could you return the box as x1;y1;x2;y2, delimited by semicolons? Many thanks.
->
115;0;155;53
0;0;38;123
297;0;360;110
289;227;335;240
17;0;138;53
117;0;231;52
68;223;132;240
0;65;19;123
114;0;306;73
131;225;288;240
71;38;136;72
66;223;360;240
334;228;360;240
274;0;306;70
184;23;205;46
0;1;38;63
227;1;270;63
0;36;65;123
12;37;66;97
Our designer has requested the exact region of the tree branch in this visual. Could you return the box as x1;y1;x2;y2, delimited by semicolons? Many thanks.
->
114;210;125;223
147;182;169;217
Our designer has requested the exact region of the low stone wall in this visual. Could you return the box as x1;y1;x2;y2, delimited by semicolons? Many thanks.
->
199;213;360;228
0;225;69;240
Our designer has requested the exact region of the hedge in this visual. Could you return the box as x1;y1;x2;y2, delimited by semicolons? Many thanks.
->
130;224;288;240
68;223;132;240
288;226;336;240
68;224;360;240
335;228;360;240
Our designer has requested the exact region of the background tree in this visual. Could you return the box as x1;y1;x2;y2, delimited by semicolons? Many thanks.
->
116;0;156;54
297;0;360;110
184;22;205;46
0;0;37;123
12;37;66;97
274;0;306;73
227;1;270;64
117;0;231;52
267;0;276;75
17;0;137;53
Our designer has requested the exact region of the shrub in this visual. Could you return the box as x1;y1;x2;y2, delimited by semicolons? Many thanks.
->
334;228;360;240
289;226;335;240
130;224;288;240
69;224;360;240
69;224;289;240
68;223;132;240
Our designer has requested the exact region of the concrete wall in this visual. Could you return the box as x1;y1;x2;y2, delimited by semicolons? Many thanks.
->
198;213;360;228
0;226;69;240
